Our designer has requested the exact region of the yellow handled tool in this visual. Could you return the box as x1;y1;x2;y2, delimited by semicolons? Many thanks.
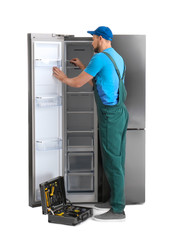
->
50;185;55;197
45;188;50;207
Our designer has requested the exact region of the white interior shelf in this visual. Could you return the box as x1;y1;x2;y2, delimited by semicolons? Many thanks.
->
36;95;62;108
36;138;62;151
35;59;61;67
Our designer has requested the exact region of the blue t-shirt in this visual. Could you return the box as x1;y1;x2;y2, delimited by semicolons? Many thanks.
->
84;48;125;106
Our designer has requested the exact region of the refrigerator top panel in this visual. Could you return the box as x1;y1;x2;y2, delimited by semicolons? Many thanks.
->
112;35;146;129
64;36;92;42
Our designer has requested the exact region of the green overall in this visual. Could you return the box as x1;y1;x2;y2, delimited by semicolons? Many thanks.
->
93;52;129;213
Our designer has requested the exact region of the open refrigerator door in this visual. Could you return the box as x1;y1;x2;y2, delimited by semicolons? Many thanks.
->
29;34;65;206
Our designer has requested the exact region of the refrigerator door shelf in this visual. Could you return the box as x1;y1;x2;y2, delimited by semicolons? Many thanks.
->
36;138;62;151
35;59;61;68
36;95;62;108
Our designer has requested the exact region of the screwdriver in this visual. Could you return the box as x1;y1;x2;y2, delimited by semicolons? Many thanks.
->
45;188;50;207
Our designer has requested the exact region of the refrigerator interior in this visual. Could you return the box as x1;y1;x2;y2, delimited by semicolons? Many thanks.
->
33;40;64;202
64;40;98;202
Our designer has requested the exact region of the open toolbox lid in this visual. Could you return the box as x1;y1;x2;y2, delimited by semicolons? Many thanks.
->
40;176;67;215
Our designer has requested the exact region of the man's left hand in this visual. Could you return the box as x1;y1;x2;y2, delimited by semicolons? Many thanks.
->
53;67;67;83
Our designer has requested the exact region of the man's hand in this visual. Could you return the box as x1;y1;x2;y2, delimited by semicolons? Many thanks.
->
70;58;85;70
53;67;67;83
53;65;93;88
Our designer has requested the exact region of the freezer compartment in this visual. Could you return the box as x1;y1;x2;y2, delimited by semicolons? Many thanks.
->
67;113;94;131
67;132;94;151
66;42;93;67
65;41;93;93
36;138;62;151
68;153;94;172
67;93;93;111
36;95;62;108
67;173;94;192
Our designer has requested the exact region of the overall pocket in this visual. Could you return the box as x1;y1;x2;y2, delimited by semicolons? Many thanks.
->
105;108;125;157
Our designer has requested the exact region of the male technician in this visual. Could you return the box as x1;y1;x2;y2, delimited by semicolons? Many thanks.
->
53;26;129;221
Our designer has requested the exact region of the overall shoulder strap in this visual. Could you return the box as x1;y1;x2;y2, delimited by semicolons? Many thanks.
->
102;52;125;81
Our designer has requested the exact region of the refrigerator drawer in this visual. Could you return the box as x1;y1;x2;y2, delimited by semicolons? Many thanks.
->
67;132;93;151
67;113;94;131
36;138;62;151
68;153;94;172
67;93;93;111
67;173;94;192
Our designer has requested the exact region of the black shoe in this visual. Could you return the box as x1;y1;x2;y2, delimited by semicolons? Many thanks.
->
93;209;126;222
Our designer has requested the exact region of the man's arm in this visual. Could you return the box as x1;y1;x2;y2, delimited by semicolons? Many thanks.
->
88;79;94;87
69;58;93;87
53;67;93;88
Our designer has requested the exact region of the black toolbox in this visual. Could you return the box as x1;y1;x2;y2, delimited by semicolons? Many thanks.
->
39;176;93;226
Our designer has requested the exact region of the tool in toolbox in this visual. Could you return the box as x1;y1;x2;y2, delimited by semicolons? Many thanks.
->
39;176;93;226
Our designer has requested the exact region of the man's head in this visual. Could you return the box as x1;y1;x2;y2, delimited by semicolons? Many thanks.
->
87;26;113;53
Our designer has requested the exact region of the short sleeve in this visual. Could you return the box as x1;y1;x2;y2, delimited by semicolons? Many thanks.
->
84;53;103;77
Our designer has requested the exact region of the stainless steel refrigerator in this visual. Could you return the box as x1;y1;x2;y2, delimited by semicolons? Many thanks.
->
28;33;145;207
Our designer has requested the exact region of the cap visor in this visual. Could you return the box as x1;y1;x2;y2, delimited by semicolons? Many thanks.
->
87;31;95;35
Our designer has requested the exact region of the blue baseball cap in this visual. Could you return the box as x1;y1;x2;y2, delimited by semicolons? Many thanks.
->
87;26;113;41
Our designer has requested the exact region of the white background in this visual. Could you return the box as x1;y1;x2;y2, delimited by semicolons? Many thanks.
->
1;0;178;239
